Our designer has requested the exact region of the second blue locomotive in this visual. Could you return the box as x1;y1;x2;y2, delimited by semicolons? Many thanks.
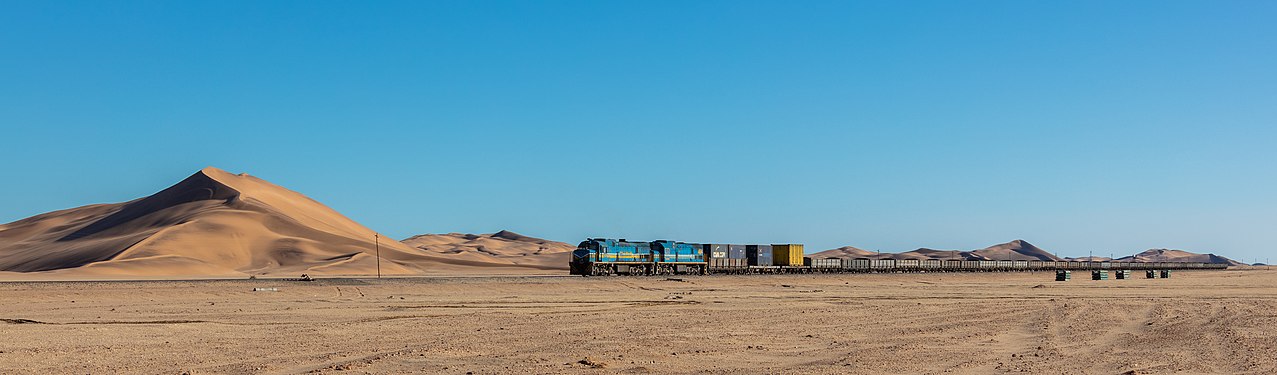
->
570;238;707;276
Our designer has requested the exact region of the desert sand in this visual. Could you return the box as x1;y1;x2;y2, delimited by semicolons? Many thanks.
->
1;269;1272;374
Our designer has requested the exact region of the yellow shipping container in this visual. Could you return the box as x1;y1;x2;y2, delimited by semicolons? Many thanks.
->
771;244;804;266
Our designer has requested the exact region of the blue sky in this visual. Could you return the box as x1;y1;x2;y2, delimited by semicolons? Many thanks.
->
1;1;1274;261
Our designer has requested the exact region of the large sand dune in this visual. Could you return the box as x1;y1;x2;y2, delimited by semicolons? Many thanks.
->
0;168;558;278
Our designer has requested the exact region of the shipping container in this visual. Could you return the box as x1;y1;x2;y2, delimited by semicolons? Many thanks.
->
1092;270;1109;280
746;245;773;266
727;245;747;259
1161;270;1172;278
703;244;729;259
1056;270;1071;281
771;244;805;266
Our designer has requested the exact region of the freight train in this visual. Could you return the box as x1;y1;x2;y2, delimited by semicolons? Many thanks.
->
568;238;1229;276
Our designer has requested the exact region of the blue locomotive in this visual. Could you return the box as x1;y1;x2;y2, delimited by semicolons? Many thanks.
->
570;238;707;276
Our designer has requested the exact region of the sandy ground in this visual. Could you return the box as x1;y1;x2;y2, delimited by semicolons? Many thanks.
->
1;269;1273;374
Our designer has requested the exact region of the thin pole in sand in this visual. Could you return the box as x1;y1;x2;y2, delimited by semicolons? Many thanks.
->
375;233;381;279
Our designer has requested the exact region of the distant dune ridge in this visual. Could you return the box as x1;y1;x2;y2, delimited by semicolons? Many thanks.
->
400;230;575;270
0;167;567;277
1117;249;1245;266
810;240;1239;265
809;240;1062;261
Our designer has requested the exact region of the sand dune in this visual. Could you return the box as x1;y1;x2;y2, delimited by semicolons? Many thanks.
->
968;239;1060;261
401;230;574;270
0;167;557;278
1118;249;1244;266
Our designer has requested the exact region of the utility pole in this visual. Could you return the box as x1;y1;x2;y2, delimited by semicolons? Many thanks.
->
375;233;381;279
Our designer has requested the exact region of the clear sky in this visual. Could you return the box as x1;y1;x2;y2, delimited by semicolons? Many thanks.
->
1;1;1274;262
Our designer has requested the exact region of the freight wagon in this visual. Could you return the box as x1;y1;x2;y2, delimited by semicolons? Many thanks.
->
844;258;870;271
896;259;921;270
707;258;748;273
804;257;840;270
871;259;896;271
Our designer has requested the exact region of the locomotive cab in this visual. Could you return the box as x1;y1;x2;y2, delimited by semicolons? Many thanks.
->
569;240;598;275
